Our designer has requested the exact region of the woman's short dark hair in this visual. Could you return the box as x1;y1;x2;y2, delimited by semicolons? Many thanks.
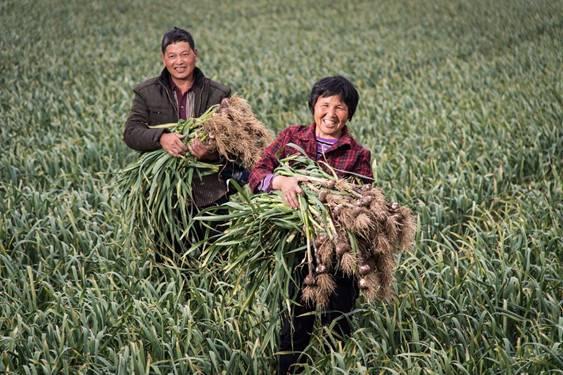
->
161;27;195;53
308;75;359;120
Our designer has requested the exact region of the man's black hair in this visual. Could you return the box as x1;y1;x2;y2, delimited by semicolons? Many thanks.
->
308;75;359;120
161;27;195;53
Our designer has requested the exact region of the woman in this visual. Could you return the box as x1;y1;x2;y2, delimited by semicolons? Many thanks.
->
249;75;374;374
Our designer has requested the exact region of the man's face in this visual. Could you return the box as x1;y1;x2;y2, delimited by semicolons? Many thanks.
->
161;41;197;82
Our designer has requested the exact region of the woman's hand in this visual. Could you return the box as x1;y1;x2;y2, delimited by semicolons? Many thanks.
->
160;133;188;157
188;139;219;161
272;175;308;209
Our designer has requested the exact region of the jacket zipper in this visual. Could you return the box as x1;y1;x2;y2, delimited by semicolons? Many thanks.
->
161;83;178;120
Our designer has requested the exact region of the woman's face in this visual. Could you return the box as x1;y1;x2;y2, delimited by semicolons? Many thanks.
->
313;95;349;139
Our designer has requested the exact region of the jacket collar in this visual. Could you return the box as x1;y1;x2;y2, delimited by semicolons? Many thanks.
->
159;66;205;91
159;67;207;117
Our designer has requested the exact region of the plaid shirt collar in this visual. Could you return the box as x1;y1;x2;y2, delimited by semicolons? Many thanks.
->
304;122;354;150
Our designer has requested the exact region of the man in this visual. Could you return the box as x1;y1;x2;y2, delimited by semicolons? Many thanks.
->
124;27;232;249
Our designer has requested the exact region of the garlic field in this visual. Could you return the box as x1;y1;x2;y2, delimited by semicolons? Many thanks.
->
1;0;561;373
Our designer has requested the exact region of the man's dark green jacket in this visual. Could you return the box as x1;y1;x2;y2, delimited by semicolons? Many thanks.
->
123;67;231;207
124;67;231;151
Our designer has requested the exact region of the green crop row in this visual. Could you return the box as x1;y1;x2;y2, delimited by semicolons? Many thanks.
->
1;0;561;373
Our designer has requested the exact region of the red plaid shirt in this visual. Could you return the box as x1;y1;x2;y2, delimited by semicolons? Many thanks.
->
249;123;373;192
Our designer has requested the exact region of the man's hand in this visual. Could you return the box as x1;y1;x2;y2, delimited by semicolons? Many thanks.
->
188;139;219;161
160;133;188;157
272;175;308;209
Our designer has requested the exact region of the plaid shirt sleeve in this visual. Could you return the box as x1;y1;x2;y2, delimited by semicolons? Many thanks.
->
249;126;296;192
353;148;374;183
326;147;373;183
323;136;373;183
